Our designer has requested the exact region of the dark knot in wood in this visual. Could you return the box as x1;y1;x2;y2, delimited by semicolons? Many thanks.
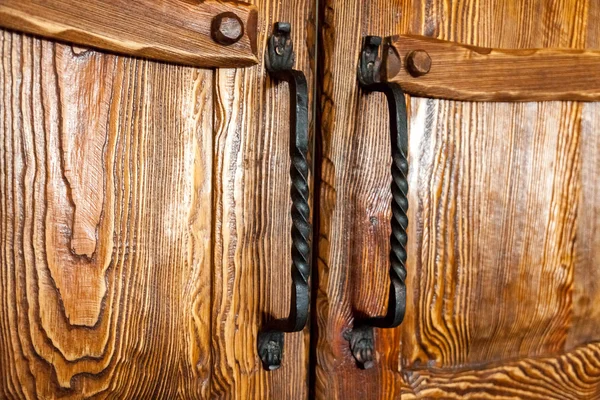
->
406;49;431;77
211;12;244;46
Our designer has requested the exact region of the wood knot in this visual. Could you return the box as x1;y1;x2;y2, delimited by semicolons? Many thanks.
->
406;50;431;77
211;12;244;46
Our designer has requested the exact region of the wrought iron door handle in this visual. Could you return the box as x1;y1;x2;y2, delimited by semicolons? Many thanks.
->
346;36;408;369
257;22;312;371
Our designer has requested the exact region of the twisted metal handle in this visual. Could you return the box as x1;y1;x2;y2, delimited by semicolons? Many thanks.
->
257;22;312;371
346;36;408;369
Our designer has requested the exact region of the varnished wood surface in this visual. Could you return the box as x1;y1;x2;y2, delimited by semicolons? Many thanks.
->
0;0;315;395
208;0;315;397
0;0;258;68
314;1;406;398
402;0;600;382
401;343;600;399
0;30;215;398
567;0;600;357
384;34;600;101
315;0;600;399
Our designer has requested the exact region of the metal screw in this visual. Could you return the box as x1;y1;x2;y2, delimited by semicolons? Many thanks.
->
406;50;432;77
211;12;244;46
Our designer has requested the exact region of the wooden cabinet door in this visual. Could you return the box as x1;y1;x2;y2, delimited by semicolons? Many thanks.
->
0;0;315;398
315;0;600;399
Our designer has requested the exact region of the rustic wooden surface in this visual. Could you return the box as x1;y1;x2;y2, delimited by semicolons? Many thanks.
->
384;34;600;101
568;0;600;360
401;342;600;399
0;0;315;396
0;30;216;398
315;0;600;399
0;0;258;68
315;1;406;398
208;0;315;397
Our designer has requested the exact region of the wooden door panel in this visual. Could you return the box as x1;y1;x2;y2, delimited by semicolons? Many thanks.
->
316;0;600;399
568;14;600;352
208;0;315;398
316;1;407;398
404;98;579;368
0;31;214;398
403;0;600;376
0;0;315;396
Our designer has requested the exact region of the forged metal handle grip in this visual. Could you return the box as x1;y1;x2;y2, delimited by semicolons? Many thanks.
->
257;22;312;371
346;36;408;369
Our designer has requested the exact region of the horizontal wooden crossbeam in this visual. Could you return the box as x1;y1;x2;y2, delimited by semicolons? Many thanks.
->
383;34;600;102
0;0;258;68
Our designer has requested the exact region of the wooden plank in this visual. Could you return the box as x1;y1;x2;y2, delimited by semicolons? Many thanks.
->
208;0;315;397
0;30;215;398
315;0;600;399
399;0;600;397
404;98;580;368
384;34;600;101
0;0;258;68
567;0;600;352
314;0;407;398
401;342;600;399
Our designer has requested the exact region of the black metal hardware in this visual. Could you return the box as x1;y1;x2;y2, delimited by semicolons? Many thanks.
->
257;22;312;371
347;36;408;369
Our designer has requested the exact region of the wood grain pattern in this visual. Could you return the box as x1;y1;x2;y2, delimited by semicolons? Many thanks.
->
0;30;215;398
404;97;580;366
208;0;315;398
315;0;600;399
0;0;315;397
384;34;600;101
567;0;600;354
401;342;600;399
402;0;600;397
314;0;407;398
0;0;259;68
401;0;600;373
0;0;316;396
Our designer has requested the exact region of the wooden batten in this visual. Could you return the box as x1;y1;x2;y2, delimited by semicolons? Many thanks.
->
0;0;259;68
383;34;600;101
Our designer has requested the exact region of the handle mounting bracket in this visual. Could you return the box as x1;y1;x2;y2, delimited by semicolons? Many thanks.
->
358;36;383;86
